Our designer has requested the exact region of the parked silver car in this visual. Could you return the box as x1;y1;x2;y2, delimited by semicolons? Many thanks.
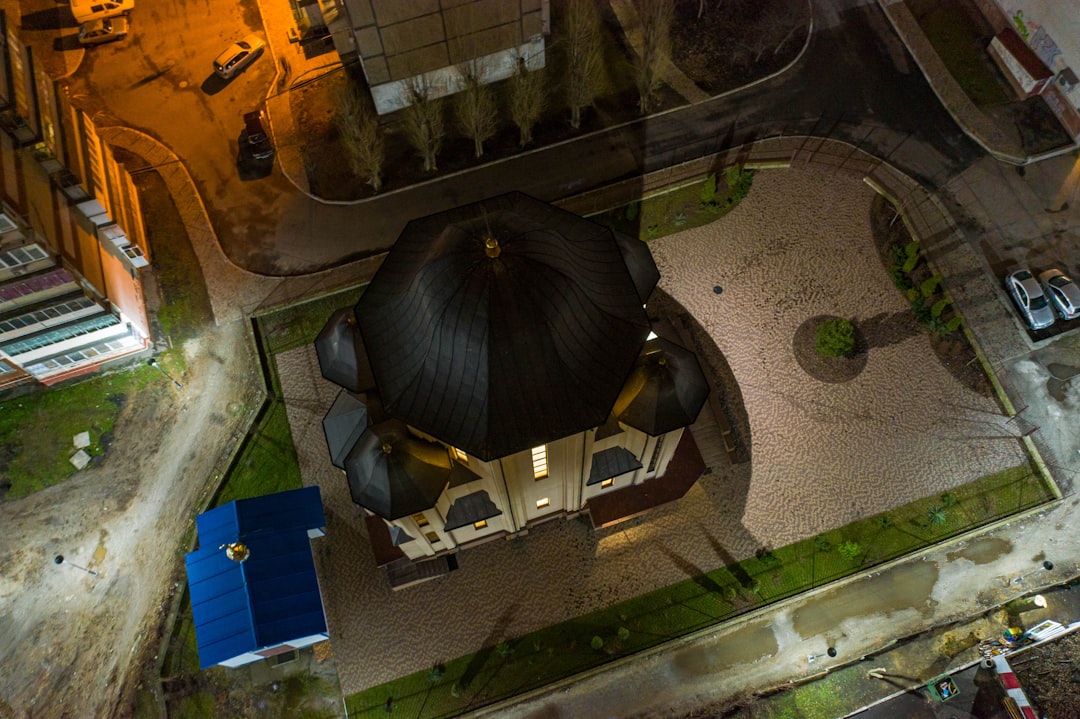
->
1038;268;1080;320
1005;269;1055;331
78;16;129;45
213;34;265;80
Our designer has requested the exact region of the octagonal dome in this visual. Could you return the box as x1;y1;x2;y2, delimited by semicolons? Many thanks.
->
355;192;653;460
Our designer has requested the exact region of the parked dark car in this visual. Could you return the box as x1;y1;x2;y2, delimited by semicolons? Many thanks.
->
243;110;274;161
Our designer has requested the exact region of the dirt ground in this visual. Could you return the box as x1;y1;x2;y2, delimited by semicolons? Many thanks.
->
1014;631;1080;719
0;321;261;718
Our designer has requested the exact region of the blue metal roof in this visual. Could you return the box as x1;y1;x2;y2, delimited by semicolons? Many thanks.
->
184;486;328;668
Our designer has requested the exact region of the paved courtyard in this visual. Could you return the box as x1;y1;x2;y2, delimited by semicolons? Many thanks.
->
277;167;1027;694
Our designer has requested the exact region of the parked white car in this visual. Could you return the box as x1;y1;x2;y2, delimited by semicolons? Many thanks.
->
1038;268;1080;320
70;0;133;24
213;35;265;80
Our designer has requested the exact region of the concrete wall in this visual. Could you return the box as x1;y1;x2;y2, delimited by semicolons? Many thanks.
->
339;0;548;114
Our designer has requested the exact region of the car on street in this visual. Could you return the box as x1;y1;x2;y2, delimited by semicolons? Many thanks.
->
78;16;129;45
1038;268;1080;320
1005;268;1055;331
243;110;274;160
70;0;133;24
213;34;265;80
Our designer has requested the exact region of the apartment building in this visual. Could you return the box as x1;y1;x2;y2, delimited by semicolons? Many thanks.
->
311;0;549;114
0;12;151;388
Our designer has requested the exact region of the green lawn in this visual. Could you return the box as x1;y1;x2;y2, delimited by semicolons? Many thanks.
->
135;171;214;350
213;399;303;506
345;463;1053;718
907;0;1011;106
0;366;161;498
592;167;754;241
254;287;366;357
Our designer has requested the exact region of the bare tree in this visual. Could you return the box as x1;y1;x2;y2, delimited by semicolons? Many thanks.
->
563;0;603;129
402;76;445;173
634;0;672;114
334;84;385;193
453;60;498;159
508;58;545;147
745;1;805;62
715;0;806;73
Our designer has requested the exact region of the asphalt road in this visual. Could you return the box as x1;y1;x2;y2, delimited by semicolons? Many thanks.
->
63;0;985;276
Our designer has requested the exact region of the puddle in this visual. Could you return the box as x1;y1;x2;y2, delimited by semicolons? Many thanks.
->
92;529;108;565
672;620;777;677
946;536;1012;565
1045;364;1078;401
792;561;939;638
1045;363;1080;381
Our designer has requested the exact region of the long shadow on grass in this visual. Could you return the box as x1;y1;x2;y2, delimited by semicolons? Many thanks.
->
458;603;519;692
657;545;725;595
705;531;756;589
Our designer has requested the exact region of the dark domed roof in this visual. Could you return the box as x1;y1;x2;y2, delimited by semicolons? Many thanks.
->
613;336;710;436
355;193;652;461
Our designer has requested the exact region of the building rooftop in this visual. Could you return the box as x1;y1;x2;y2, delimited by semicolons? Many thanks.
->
355;192;654;460
184;486;327;668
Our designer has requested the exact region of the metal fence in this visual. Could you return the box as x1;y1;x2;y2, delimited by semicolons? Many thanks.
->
345;466;1055;718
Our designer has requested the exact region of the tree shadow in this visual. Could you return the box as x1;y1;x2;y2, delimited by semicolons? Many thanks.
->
856;310;921;350
457;603;519;692
657;544;725;595
704;530;756;589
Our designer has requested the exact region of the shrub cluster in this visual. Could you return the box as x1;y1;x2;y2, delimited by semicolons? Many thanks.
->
814;318;856;358
887;239;963;336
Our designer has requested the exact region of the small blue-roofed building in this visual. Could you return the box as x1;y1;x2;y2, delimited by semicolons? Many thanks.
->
184;485;330;669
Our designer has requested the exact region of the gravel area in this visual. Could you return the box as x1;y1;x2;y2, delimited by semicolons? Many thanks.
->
276;167;1026;695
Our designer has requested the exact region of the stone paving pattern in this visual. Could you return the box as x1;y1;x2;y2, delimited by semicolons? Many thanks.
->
276;167;1026;694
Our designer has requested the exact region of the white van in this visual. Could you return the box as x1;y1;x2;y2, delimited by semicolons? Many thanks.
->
69;0;134;24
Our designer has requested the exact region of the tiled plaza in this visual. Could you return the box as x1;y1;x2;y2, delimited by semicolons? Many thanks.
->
277;168;1025;693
